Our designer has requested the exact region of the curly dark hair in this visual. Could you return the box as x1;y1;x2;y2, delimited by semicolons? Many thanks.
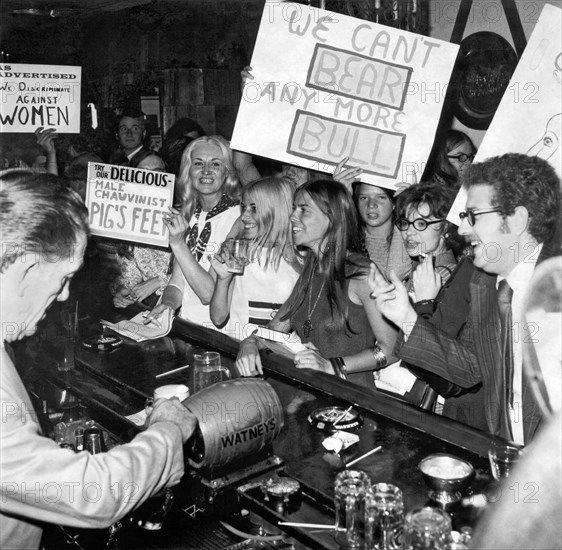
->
462;153;561;243
396;181;455;220
396;181;463;256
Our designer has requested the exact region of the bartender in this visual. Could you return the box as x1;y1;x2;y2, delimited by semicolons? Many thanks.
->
0;170;197;550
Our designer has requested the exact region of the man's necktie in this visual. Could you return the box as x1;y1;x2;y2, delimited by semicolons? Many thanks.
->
497;279;514;407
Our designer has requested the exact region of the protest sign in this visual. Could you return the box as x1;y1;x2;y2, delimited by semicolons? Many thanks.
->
448;3;562;222
85;162;175;248
231;3;459;189
0;64;81;133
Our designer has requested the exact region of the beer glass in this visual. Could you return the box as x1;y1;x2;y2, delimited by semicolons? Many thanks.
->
334;469;371;548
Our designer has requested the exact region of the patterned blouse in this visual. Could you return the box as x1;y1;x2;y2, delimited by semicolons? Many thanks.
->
113;245;172;294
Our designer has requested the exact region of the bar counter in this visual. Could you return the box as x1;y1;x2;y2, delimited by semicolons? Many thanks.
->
16;303;501;550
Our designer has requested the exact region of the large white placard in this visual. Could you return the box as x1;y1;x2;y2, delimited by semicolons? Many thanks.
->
85;162;175;248
0;63;81;133
449;3;562;221
231;3;459;189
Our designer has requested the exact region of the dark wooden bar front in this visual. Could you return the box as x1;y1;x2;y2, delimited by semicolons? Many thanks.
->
17;307;499;549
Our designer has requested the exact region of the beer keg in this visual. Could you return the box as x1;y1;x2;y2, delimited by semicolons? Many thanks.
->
183;378;284;468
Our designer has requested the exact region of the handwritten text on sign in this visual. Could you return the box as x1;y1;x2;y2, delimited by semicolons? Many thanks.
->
231;4;458;189
86;162;175;248
0;64;81;133
448;3;562;223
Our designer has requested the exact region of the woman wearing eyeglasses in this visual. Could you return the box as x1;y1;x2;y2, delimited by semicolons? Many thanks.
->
381;181;485;425
425;130;476;189
395;182;460;294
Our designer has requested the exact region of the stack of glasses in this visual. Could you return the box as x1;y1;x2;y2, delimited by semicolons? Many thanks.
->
333;470;470;549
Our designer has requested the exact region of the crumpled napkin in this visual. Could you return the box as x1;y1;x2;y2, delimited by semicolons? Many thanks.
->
100;310;174;342
322;430;360;453
374;361;417;396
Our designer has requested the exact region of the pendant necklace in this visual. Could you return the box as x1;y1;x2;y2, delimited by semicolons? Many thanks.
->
303;273;325;339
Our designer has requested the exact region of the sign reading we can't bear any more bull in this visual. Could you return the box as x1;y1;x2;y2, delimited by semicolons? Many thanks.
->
0;63;81;133
231;2;459;189
85;162;175;248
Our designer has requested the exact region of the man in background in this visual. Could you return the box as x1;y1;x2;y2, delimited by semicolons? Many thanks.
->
110;109;155;168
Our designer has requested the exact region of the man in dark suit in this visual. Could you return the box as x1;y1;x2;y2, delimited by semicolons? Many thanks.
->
109;109;154;168
370;153;560;444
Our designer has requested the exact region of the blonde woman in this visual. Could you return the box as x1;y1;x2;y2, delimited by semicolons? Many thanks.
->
210;177;300;340
147;136;242;327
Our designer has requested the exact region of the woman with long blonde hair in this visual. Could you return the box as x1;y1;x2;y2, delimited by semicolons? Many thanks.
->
147;135;242;327
210;176;300;339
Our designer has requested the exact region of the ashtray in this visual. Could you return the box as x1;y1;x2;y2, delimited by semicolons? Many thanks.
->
418;453;475;505
308;406;363;432
260;478;302;513
82;334;123;352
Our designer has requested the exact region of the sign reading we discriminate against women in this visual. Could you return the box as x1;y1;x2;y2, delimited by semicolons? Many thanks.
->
85;163;175;248
0;64;81;133
231;3;459;189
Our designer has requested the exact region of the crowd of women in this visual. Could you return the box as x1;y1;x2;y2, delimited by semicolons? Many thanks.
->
0;86;486;429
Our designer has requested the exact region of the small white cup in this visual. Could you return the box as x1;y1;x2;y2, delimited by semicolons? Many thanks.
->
154;384;190;402
146;384;190;413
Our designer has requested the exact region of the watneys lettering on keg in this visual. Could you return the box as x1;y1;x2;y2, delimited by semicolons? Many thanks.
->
220;417;277;448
